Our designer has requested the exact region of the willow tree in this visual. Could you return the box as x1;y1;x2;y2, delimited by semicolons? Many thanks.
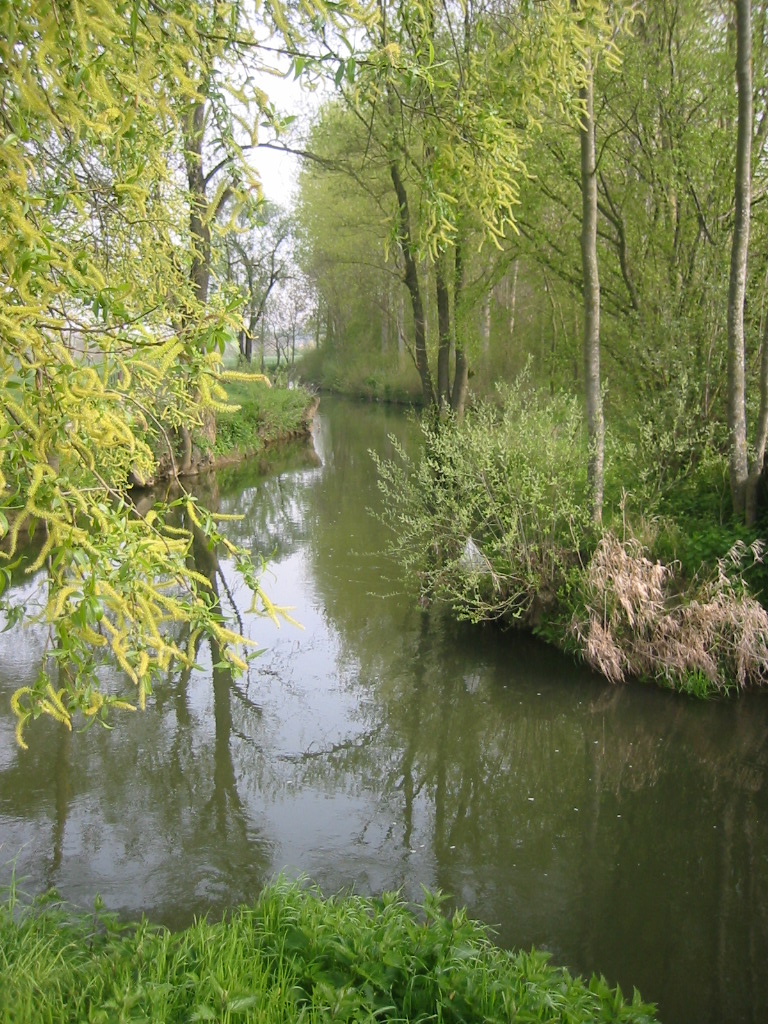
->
0;0;353;747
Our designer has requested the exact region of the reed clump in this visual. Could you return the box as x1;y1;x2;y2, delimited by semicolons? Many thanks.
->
572;534;768;695
0;878;657;1023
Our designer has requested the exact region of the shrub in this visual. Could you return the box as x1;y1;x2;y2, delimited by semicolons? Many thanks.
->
374;379;592;626
212;381;312;457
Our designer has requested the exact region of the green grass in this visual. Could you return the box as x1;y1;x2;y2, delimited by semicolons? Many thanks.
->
0;879;657;1023
211;380;314;459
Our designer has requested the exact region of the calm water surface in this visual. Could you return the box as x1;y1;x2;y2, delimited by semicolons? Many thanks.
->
1;397;768;1024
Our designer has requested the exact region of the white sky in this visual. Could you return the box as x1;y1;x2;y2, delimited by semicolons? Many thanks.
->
250;67;328;208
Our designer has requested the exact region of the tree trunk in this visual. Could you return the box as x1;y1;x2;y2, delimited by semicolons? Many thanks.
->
508;259;518;340
390;161;435;408
184;100;211;307
580;63;604;526
481;292;491;355
545;273;558;397
727;0;752;518
746;307;768;524
397;293;405;359
451;241;469;418
245;312;255;363
181;97;214;465
436;255;452;412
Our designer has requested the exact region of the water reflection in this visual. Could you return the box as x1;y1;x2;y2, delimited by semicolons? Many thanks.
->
0;398;767;1024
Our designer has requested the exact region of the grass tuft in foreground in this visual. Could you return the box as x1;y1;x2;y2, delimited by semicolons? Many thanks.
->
0;879;657;1023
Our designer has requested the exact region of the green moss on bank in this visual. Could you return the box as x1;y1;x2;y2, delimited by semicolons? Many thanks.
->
0;880;656;1023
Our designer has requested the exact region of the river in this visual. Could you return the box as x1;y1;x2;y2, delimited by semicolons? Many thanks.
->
1;397;768;1023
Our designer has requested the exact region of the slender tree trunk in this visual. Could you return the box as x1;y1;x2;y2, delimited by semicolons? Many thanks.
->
436;255;452;412
245;312;255;363
580;64;604;525
391;161;435;407
545;273;558;397
508;259;518;340
747;309;768;524
397;293;405;359
180;97;214;471
728;0;752;518
481;292;491;355
451;241;469;418
185;100;211;306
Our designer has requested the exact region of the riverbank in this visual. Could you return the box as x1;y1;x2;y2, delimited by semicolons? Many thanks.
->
1;879;657;1023
135;380;319;486
210;380;319;467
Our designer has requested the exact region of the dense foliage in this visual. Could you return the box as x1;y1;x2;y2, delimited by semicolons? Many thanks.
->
0;879;658;1023
375;383;768;695
296;0;768;520
213;380;314;458
374;379;591;626
297;0;630;414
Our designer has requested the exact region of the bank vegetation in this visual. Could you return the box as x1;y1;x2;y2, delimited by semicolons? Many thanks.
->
1;879;656;1024
373;382;768;697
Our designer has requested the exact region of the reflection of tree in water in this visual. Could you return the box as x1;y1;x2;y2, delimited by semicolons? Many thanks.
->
277;570;768;1022
148;485;275;914
195;440;322;562
0;478;275;927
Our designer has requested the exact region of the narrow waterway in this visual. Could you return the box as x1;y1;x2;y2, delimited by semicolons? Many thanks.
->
1;397;768;1023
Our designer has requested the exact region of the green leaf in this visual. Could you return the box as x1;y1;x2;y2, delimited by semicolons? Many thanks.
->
189;1006;217;1022
227;995;261;1012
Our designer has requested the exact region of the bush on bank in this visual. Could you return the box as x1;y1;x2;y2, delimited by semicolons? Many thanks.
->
374;381;768;697
373;378;591;627
0;879;657;1023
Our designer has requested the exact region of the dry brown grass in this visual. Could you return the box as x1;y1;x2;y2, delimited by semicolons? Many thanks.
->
572;534;768;692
